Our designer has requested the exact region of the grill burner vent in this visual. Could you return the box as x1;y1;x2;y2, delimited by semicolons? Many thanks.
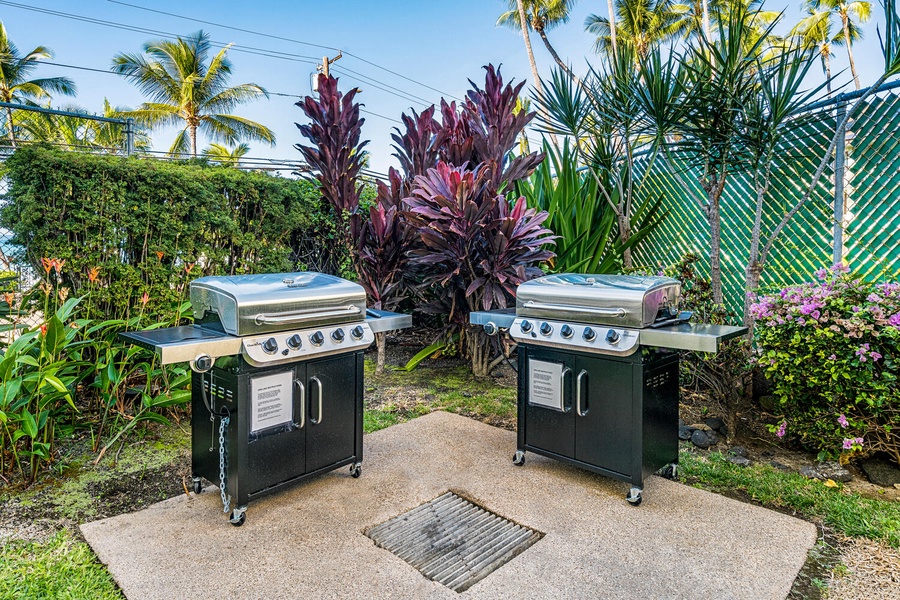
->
365;491;542;592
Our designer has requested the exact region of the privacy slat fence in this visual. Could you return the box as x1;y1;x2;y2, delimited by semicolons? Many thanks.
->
632;82;900;318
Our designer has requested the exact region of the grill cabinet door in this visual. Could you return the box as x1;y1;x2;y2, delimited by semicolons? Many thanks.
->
521;347;575;458
245;366;307;492
305;354;358;473
573;355;634;477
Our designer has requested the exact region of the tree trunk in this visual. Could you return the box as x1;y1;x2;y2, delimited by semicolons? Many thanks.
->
707;201;724;306
6;106;16;148
842;14;861;90
467;326;491;378
822;49;832;96
375;331;386;375
607;0;618;59
702;0;712;42
618;211;633;270
516;0;543;96
190;124;198;157
537;29;579;83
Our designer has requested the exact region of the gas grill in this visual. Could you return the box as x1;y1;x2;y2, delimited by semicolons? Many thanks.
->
471;274;746;505
121;272;410;525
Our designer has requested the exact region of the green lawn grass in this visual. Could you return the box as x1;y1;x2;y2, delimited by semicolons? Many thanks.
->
678;449;900;548
0;531;122;600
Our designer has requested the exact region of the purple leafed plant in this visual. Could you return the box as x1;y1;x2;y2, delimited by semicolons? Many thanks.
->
404;162;555;376
295;73;368;223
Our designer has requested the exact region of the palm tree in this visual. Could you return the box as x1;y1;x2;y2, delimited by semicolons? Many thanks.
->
0;20;76;147
585;0;689;59
498;0;579;80
792;6;838;94
202;142;249;167
808;0;870;89
111;30;275;157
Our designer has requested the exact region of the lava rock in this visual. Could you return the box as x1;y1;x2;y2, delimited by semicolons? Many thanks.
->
726;455;752;467
705;429;720;445
728;446;748;458
718;425;728;438
691;429;714;449
860;458;900;487
770;461;791;472
818;461;853;482
799;465;820;479
758;394;776;412
705;417;726;432
800;462;852;482
678;425;695;440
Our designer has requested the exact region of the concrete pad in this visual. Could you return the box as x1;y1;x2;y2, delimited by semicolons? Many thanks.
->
81;411;816;600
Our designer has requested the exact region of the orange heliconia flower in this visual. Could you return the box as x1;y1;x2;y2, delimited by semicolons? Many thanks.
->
185;262;196;275
39;282;52;296
57;287;70;302
39;323;48;336
156;251;165;261
87;266;101;283
140;292;150;306
53;259;65;275
41;257;54;275
3;292;13;306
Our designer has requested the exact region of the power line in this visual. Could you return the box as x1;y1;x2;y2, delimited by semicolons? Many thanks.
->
106;0;463;101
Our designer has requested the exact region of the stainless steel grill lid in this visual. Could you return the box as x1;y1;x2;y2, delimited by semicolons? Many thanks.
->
515;274;681;329
191;272;367;336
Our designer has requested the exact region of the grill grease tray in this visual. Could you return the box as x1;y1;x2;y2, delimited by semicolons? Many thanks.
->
366;491;542;592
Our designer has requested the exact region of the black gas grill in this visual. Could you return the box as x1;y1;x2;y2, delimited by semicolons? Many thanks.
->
122;272;410;525
472;274;745;505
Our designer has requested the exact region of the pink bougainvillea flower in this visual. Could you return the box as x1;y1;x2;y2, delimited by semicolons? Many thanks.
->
776;421;787;438
837;414;849;428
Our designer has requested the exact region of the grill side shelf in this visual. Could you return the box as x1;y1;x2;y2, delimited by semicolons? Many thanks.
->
639;323;748;353
119;326;242;365
365;309;412;333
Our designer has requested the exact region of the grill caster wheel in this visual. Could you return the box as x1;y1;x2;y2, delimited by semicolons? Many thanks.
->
626;487;643;506
192;477;203;495
659;463;678;480
513;451;526;466
349;463;362;478
230;507;247;527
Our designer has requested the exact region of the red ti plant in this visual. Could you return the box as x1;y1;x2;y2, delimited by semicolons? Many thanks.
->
403;162;555;377
351;167;412;374
295;74;368;261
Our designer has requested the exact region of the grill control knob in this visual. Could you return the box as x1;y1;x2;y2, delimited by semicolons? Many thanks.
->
193;354;214;372
539;322;553;336
583;327;597;342
605;329;621;344
262;337;279;354
350;325;365;340
287;334;303;349
560;324;574;339
520;320;533;333
331;328;345;343
310;331;325;346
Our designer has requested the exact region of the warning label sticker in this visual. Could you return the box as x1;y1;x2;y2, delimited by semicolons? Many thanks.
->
528;359;564;411
250;371;293;433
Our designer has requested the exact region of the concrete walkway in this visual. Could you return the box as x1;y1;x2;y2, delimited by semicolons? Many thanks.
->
81;411;816;599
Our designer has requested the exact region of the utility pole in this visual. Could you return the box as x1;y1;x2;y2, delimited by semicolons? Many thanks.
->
318;51;342;78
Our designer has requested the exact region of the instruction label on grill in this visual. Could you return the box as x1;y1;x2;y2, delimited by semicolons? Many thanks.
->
250;371;293;433
528;359;564;411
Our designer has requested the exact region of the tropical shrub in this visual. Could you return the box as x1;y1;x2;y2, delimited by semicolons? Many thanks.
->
751;265;900;465
516;139;664;273
1;145;331;321
404;162;554;377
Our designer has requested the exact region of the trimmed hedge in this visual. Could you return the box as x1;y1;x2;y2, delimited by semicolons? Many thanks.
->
1;146;339;319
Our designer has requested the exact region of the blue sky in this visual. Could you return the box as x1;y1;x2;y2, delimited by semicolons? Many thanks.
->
2;0;890;175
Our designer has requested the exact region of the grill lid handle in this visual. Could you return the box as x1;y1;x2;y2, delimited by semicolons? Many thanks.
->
253;305;361;325
522;301;627;318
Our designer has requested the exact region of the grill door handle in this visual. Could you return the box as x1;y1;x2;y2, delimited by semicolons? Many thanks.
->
294;379;305;429
576;369;588;417
254;306;361;326
309;376;323;425
522;301;626;318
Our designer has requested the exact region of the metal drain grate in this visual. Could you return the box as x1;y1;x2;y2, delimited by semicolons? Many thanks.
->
365;491;542;593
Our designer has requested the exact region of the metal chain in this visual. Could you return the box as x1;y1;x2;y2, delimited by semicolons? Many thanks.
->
219;415;231;514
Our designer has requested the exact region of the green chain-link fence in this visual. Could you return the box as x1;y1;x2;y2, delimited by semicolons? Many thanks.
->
632;82;900;318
